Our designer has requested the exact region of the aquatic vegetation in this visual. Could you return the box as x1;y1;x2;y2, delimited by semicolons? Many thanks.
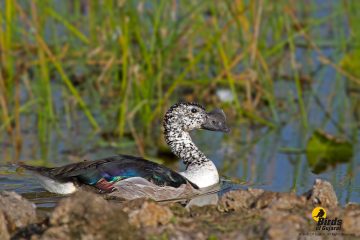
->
306;130;353;174
1;0;360;203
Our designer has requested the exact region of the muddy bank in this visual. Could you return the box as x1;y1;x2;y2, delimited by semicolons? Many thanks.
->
2;179;359;240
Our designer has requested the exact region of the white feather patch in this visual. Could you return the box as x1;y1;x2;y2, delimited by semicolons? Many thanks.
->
180;161;219;188
35;174;77;194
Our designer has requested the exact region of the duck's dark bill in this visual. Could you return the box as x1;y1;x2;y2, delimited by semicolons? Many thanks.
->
201;108;230;133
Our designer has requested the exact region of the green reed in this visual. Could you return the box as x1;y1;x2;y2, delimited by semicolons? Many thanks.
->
0;0;358;162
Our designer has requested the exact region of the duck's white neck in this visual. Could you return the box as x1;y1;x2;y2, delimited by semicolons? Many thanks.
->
163;123;219;188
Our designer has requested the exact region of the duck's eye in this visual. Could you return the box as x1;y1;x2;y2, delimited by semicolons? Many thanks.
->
191;108;198;113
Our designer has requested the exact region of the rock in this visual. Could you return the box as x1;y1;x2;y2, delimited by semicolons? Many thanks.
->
220;188;306;212
41;191;137;240
305;179;338;207
248;188;266;197
164;224;207;240
126;201;173;228
266;223;300;240
10;220;49;240
185;193;219;208
0;191;36;234
41;226;71;240
0;212;10;240
219;188;264;211
256;192;306;210
222;231;248;240
1;180;347;239
342;203;360;236
263;209;307;240
253;192;279;209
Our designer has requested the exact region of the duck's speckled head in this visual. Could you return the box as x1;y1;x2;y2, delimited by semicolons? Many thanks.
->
163;102;230;133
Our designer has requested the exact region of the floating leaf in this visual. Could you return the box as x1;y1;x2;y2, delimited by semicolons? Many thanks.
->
306;130;353;174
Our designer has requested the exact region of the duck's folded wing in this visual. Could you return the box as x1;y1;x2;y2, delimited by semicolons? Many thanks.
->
22;155;198;192
108;177;199;201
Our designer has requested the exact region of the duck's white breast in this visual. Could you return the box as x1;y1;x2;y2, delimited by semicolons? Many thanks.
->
180;161;219;188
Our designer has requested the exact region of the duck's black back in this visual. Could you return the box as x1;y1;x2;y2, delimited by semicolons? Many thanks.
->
22;155;199;191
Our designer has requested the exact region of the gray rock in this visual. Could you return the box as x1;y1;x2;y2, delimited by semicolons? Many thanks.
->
126;201;173;228
219;188;264;211
41;191;138;240
342;203;360;237
257;192;306;210
3;179;349;239
0;191;36;234
305;179;338;207
263;209;307;240
0;212;10;240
